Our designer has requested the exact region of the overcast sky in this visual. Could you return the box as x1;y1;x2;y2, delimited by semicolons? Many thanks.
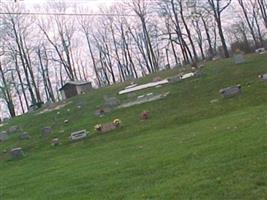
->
18;0;116;8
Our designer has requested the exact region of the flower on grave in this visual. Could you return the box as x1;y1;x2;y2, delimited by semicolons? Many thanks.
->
141;111;149;120
95;124;102;132
113;119;121;127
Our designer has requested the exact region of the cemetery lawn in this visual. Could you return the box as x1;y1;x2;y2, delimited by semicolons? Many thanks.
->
0;54;267;200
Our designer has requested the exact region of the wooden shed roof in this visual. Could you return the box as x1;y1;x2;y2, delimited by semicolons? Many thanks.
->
59;81;91;91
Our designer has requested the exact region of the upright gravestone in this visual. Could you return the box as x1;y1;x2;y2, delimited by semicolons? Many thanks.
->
8;126;20;134
0;131;9;142
233;50;245;64
51;138;60;146
19;132;30;140
259;74;267;81
41;127;52;137
104;96;120;108
10;147;24;159
167;75;182;84
219;85;241;98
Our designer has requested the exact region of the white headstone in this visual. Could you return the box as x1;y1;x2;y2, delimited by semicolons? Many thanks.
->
70;130;88;141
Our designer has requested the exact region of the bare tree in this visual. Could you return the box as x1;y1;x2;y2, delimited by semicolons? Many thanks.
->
207;0;232;58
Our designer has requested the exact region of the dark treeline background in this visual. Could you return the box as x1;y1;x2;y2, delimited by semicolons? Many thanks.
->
0;0;266;118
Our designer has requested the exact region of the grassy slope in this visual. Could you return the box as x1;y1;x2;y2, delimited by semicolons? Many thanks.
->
0;54;267;200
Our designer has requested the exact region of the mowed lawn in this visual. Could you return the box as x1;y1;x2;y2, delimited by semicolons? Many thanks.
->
0;54;267;200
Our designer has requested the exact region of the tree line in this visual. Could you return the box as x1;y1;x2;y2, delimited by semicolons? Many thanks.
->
0;0;266;118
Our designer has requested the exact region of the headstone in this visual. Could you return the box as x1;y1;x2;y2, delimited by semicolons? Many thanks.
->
153;77;162;82
194;71;204;78
10;147;24;159
8;125;20;134
42;127;52;137
0;131;9;142
255;48;265;54
219;85;241;98
127;92;137;98
51;138;60;146
70;130;88;141
234;53;245;64
98;123;117;134
95;107;111;117
167;75;182;84
104;96;120;108
19;132;30;140
259;74;267;81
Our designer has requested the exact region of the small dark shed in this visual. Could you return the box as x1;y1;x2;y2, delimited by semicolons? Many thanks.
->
59;81;92;99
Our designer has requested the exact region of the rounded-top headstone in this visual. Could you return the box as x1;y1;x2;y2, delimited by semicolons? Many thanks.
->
10;147;24;159
19;132;30;140
42;127;52;137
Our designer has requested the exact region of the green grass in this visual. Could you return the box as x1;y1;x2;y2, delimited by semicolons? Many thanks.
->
0;54;267;200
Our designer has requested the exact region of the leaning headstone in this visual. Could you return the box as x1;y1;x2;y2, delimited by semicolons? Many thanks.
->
19;132;30;140
0;131;9;142
69;130;88;142
41;127;52;137
233;51;245;64
10;147;24;159
8;125;20;134
51;138;60;146
219;85;241;98
104;96;120;108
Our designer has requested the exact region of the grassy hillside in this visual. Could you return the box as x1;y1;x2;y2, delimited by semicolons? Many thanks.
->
0;54;267;200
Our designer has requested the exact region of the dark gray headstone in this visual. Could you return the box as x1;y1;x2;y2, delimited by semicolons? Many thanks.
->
10;147;24;159
104;96;120;108
0;131;9;141
41;127;52;137
19;132;30;140
219;85;241;98
8;126;20;134
167;75;182;84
